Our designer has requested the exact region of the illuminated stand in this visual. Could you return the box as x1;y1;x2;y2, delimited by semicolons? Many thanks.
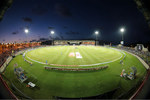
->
11;50;15;57
135;44;148;52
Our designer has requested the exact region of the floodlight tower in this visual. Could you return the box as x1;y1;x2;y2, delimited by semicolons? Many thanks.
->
51;30;55;45
95;31;99;46
24;29;29;34
120;28;125;45
24;28;29;43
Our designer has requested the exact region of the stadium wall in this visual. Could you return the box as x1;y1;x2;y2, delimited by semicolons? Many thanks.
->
0;75;18;99
0;56;12;73
0;50;25;73
130;70;150;99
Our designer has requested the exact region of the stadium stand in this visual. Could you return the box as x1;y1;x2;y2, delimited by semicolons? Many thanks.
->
0;42;41;69
117;46;150;69
54;40;95;45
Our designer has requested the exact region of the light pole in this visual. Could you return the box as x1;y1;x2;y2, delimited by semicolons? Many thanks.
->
51;30;55;45
120;28;125;45
24;28;29;43
95;31;99;46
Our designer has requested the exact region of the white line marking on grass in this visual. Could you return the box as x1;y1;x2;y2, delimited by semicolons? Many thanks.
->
25;50;46;65
25;47;126;66
26;55;46;64
79;53;123;66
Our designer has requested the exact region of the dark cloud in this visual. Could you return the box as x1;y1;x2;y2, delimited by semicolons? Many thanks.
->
39;38;49;41
48;26;54;30
12;31;19;35
55;4;72;17
25;26;30;29
22;17;32;23
38;35;41;38
54;36;60;40
65;31;80;35
30;39;37;42
63;26;68;29
32;5;48;16
95;26;103;30
19;27;23;30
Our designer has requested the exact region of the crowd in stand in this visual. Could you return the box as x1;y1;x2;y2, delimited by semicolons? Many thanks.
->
0;42;41;68
117;46;150;68
0;50;12;67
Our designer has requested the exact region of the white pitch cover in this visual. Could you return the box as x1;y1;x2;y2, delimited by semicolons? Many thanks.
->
76;52;82;58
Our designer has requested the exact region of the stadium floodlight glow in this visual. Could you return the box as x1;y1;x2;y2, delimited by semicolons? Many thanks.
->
120;28;125;33
95;31;99;35
24;28;29;43
120;27;125;45
50;30;55;45
24;29;29;34
51;30;55;34
95;31;99;46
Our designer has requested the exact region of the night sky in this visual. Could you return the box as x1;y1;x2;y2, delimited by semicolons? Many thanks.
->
0;0;150;45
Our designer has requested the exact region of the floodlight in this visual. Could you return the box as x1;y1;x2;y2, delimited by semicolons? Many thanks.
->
24;29;29;34
120;28;125;33
51;31;55;34
119;27;126;45
95;31;99;35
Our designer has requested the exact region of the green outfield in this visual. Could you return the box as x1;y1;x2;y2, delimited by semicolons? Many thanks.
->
3;46;147;99
25;46;123;66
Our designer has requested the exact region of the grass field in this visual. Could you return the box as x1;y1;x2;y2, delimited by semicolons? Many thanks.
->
3;46;147;99
25;46;123;66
